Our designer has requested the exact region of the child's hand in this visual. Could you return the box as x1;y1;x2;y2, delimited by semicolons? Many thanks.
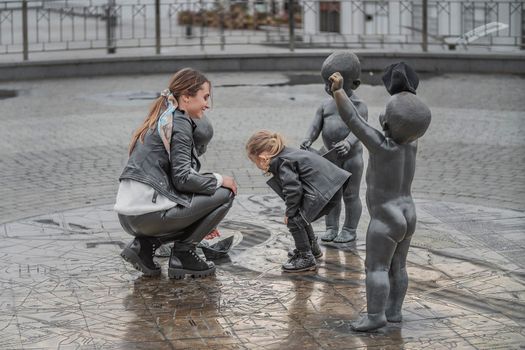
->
204;228;221;240
329;72;344;92
334;140;351;157
284;216;288;225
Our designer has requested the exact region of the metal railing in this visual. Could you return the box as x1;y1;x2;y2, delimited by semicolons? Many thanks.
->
1;0;523;60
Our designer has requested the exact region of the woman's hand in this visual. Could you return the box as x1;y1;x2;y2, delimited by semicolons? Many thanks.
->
284;216;288;225
329;72;344;92
221;175;238;195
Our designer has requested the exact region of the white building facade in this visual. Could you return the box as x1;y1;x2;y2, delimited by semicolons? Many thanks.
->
300;0;524;50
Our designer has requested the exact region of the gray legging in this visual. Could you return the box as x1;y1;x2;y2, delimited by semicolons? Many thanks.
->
118;188;234;250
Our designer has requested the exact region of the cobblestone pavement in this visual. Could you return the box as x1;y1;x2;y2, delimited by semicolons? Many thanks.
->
0;72;524;224
0;71;524;348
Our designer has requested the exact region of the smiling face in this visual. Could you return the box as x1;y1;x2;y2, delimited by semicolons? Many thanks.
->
182;82;211;119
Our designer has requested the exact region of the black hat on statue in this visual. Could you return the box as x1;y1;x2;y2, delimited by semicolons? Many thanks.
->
382;62;419;95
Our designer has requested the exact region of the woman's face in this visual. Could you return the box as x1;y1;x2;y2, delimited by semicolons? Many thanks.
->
184;82;211;119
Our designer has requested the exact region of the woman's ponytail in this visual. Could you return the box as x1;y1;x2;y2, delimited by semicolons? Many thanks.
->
128;96;166;155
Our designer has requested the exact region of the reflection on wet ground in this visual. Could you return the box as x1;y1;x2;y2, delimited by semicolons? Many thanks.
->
1;194;524;349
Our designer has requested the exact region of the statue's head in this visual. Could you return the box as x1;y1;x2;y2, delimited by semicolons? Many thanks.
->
380;92;431;144
321;51;361;96
193;114;214;156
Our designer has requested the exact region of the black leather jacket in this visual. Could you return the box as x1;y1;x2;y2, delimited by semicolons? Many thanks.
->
119;109;217;208
266;146;351;223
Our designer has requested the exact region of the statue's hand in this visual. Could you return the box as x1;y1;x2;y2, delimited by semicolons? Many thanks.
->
300;139;312;150
329;72;344;92
334;140;351;157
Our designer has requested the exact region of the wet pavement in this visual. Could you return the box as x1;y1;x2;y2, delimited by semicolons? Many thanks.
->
1;195;524;349
0;71;524;348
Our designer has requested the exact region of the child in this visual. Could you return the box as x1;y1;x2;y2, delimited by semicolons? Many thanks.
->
329;62;431;331
301;51;366;244
246;130;351;272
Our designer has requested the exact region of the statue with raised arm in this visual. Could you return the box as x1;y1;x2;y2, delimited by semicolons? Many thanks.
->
329;62;431;331
301;51;367;243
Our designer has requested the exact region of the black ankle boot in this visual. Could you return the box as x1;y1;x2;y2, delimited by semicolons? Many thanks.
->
168;246;215;280
120;237;161;277
282;251;317;272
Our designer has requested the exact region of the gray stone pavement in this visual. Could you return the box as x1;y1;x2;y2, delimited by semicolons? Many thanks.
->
0;70;524;348
0;71;524;224
1;196;524;349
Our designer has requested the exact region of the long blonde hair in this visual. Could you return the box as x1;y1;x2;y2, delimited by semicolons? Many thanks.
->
245;130;286;172
128;68;210;155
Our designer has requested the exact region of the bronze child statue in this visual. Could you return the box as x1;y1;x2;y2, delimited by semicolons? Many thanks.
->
301;51;367;243
329;62;431;331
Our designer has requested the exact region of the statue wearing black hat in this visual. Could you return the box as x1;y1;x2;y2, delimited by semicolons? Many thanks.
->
329;62;431;331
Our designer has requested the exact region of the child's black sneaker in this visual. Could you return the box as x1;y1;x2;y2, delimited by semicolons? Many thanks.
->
282;251;317;272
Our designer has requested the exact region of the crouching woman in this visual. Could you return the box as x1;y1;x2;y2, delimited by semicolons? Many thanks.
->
114;68;237;279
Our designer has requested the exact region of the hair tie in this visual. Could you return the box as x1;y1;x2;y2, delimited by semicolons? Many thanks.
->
160;89;173;98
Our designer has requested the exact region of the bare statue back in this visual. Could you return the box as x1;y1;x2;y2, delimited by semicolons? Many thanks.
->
329;62;431;332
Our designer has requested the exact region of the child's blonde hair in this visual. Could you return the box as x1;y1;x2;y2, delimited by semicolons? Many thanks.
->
245;130;286;171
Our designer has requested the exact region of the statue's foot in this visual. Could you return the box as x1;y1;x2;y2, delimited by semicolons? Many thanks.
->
350;313;387;332
333;228;356;243
386;310;402;323
321;229;338;242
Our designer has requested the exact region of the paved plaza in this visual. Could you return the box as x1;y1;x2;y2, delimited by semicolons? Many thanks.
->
0;71;524;348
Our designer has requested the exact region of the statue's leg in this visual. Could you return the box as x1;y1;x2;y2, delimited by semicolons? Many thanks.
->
351;215;404;332
385;237;411;322
386;206;416;322
334;155;363;243
321;200;341;241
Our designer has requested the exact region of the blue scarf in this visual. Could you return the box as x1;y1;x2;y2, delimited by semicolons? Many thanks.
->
157;102;176;159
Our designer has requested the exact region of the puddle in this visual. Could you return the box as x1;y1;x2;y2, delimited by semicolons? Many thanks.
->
0;89;18;99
